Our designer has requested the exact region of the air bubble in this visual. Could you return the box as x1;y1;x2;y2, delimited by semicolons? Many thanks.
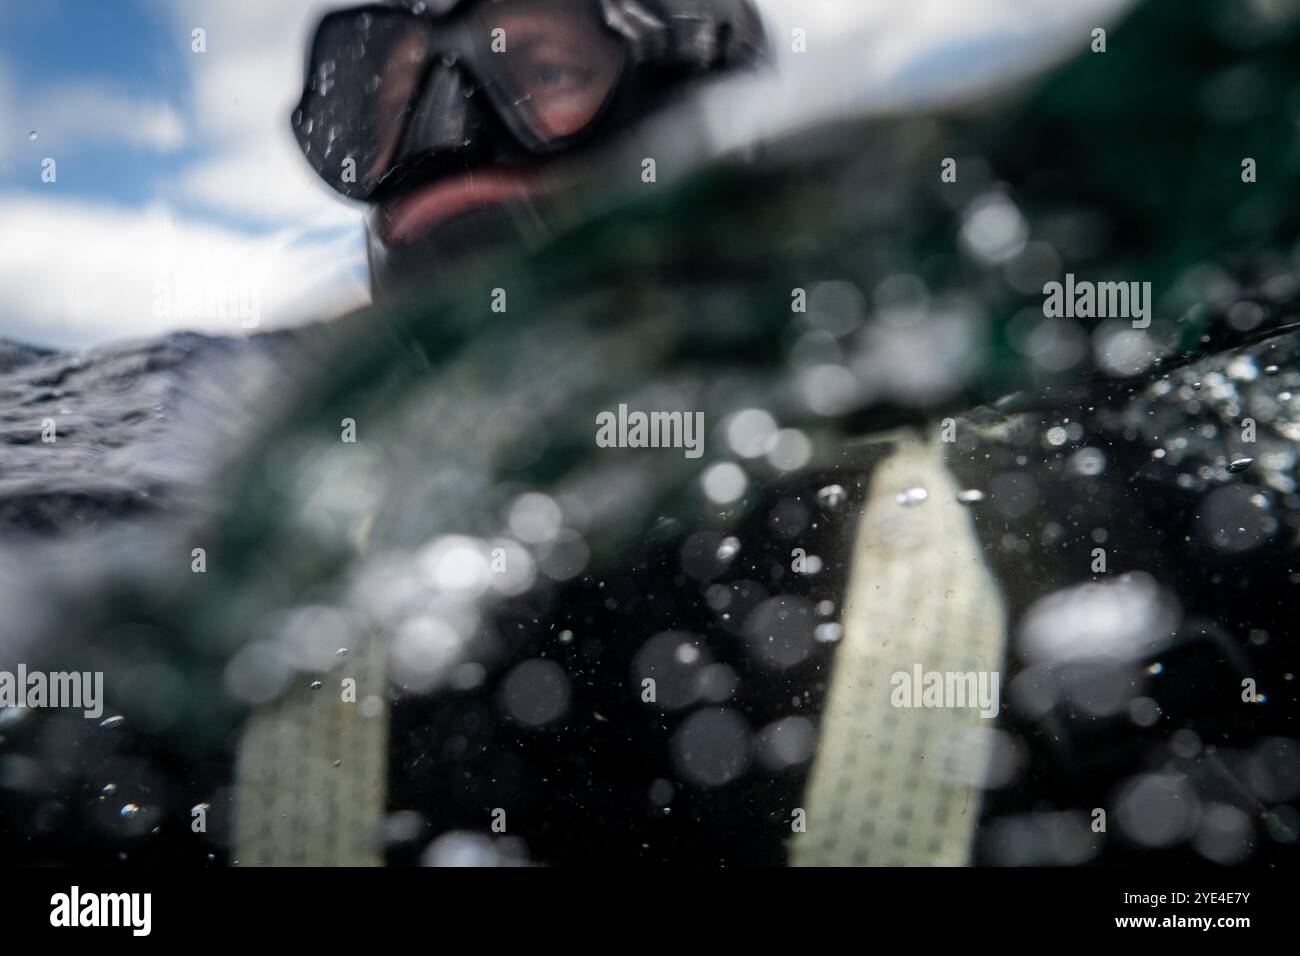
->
816;484;846;510
814;622;843;643
896;487;929;506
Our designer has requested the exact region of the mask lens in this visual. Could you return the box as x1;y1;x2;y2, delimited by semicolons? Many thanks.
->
293;8;432;199
472;0;626;145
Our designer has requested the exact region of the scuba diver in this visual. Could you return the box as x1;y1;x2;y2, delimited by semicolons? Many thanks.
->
289;0;769;297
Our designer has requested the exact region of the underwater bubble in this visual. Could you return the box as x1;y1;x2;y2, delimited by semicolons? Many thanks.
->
383;811;426;846
309;680;323;691
1095;326;1157;377
701;462;747;504
982;811;1098;866
1129;696;1160;727
766;428;813;471
507;493;563;544
704;583;732;611
418;534;493;594
389;616;462;692
680;531;731;581
1062;659;1141;718
1248;737;1300;802
936;727;1022;788
100;783;119;796
696;663;738;703
1115;773;1198;847
725;409;778;459
420;831;527;867
537;530;590;581
814;622;843;644
816;484;847;510
768;499;809;540
99;715;125;729
557;629;574;644
1019;573;1180;664
648;778;674;807
486;538;537;596
798;364;860;416
960;192;1028;264
756;716;817;770
674;643;701;665
1068;447;1107;477
631;632;711;710
742;595;816;669
1200;484;1276;551
670;707;752;787
1228;457;1254;473
27;131;37;140
500;659;570;727
278;605;356;673
716;536;741;562
896;487;929;507
120;803;143;819
1194;803;1254;865
451;662;486;690
1008;666;1059;718
1171;729;1201;759
956;489;986;504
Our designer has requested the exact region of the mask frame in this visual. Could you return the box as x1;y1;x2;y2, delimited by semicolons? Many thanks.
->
292;0;635;201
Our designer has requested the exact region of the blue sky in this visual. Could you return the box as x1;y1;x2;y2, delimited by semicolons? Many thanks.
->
0;0;369;347
0;1;192;209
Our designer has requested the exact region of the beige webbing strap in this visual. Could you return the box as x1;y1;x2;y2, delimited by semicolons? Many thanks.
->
234;630;389;866
791;428;1008;866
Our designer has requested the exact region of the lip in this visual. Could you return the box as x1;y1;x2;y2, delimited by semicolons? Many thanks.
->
380;168;543;246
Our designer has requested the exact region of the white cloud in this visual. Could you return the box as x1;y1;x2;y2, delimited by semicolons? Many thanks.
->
173;135;364;231
0;0;366;346
21;82;187;153
155;0;360;229
0;194;368;348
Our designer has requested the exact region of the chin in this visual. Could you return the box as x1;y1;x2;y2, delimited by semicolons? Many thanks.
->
365;201;529;301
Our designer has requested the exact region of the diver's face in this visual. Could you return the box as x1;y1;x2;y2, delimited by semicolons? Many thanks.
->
293;0;766;295
372;0;624;253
